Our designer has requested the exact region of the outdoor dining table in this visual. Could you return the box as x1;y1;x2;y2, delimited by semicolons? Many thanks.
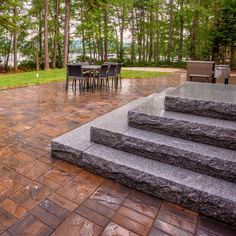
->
66;64;101;90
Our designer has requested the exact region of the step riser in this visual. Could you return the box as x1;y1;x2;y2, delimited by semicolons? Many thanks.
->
51;145;236;227
90;127;236;183
128;111;236;150
164;96;236;121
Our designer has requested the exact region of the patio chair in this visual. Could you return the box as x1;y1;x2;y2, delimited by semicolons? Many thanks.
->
96;64;109;88
116;63;122;87
108;63;118;88
67;64;88;91
187;61;215;83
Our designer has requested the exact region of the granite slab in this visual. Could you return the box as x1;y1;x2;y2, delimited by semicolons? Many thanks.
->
128;94;236;150
51;93;157;162
52;141;236;227
164;82;236;120
90;125;236;182
51;88;236;227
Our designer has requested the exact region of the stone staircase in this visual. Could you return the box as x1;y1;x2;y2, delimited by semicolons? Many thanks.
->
51;82;236;226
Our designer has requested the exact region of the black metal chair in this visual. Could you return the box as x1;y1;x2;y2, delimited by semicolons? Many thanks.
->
67;64;87;91
96;64;109;88
116;63;122;87
108;63;118;88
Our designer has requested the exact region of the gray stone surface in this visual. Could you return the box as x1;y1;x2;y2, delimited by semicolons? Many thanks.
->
128;94;236;150
51;87;236;227
164;82;236;120
52;142;236;227
91;126;236;182
52;94;157;159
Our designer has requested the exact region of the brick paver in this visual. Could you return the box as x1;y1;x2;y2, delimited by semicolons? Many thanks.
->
0;74;235;235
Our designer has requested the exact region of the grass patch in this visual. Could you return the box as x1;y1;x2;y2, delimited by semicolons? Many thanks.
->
122;70;170;79
0;68;170;89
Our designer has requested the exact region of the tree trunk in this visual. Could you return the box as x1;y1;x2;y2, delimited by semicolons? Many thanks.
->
119;5;125;61
63;0;70;67
13;4;17;72
178;0;184;62
167;0;174;62
52;0;59;68
5;34;12;70
82;28;86;60
44;0;49;70
36;49;39;70
39;12;43;68
104;5;108;61
189;1;198;60
131;8;135;62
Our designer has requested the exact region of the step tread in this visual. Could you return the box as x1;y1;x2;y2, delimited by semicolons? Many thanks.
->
167;82;236;105
125;128;236;162
130;93;236;130
84;144;236;202
90;92;236;163
52;92;162;151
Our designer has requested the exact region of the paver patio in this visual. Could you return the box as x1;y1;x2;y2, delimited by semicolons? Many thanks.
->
0;73;235;236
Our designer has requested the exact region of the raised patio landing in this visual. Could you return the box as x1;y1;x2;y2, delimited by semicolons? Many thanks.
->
0;74;236;235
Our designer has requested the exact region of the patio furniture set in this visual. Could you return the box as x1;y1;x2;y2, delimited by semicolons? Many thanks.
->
66;62;122;91
187;61;231;84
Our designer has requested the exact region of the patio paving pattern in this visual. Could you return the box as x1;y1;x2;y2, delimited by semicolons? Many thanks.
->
0;74;236;235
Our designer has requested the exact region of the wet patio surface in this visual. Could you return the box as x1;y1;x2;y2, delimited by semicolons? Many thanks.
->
0;74;235;236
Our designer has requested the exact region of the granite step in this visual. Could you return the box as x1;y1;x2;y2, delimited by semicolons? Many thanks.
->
51;90;236;226
90;126;236;183
52;140;236;227
128;93;236;150
164;82;236;120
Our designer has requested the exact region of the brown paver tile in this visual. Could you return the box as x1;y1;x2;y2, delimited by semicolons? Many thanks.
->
51;213;103;236
101;222;139;236
0;207;17;228
8;213;53;236
0;198;27;219
30;206;61;229
39;199;70;220
48;193;78;212
196;216;236;236
101;179;131;197
126;190;162;218
0;152;34;170
77;169;105;186
160;202;198;224
112;212;150;236
0;232;11;236
36;175;61;190
148;227;170;236
89;187;125;211
76;205;109;227
0;176;24;202
157;210;196;233
83;199;115;218
57;162;82;175
56;177;97;205
0;225;5;235
43;166;75;185
10;182;52;210
118;206;154;227
153;219;194;236
16;160;52;180
39;154;62;167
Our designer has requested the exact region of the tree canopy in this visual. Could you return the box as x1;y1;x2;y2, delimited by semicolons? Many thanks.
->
0;0;235;71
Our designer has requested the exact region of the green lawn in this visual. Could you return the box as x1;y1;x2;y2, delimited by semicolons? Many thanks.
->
0;68;170;89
